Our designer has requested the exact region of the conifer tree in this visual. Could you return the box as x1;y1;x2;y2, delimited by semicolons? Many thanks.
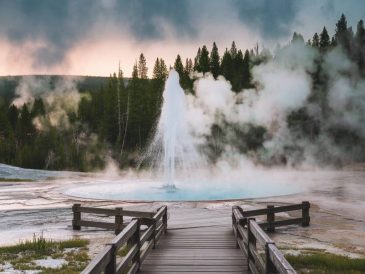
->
230;41;238;58
152;58;160;79
242;50;252;89
137;53;148;79
210;42;220;79
335;14;351;52
185;58;193;75
198;45;210;74
174;54;184;76
356;20;365;48
221;48;233;82
312;33;319;47
132;62;138;79
319;27;330;49
194;47;201;71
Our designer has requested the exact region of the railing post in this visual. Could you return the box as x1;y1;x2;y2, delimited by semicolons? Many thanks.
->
163;206;168;233
265;242;276;274
302;201;310;227
247;218;256;271
115;207;123;235
267;205;275;232
105;244;116;274
72;204;81;230
152;219;157;248
133;218;141;270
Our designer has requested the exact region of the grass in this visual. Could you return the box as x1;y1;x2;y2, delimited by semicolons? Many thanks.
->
0;234;90;273
286;252;365;274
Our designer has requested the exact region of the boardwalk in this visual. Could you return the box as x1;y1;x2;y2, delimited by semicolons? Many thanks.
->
140;226;247;274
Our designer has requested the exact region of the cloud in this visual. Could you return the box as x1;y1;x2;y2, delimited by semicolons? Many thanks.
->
0;0;363;74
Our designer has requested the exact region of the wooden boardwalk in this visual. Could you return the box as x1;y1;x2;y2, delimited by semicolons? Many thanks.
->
140;226;248;274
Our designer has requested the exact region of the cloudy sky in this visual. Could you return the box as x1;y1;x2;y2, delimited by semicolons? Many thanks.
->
0;0;364;77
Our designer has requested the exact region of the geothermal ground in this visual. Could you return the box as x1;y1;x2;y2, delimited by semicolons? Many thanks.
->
0;165;364;261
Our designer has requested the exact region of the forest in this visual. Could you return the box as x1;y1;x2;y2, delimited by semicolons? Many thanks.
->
0;14;364;171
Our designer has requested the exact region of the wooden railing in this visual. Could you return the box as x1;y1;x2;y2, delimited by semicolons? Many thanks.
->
232;203;310;274
238;201;310;232
81;205;167;274
72;204;155;234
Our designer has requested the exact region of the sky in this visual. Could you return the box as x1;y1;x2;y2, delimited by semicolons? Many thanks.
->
0;0;364;77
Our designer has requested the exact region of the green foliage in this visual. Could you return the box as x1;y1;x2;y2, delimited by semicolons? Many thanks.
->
210;42;220;79
286;253;365;274
0;235;89;274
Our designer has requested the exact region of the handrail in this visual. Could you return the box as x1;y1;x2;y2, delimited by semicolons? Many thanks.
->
72;204;156;234
81;205;168;274
239;202;310;232
232;205;300;274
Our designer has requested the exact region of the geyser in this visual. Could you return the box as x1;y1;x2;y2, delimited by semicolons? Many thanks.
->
146;70;198;189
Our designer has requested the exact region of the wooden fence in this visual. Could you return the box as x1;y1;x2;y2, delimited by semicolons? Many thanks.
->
238;201;310;232
81;205;167;274
72;204;155;234
232;202;310;274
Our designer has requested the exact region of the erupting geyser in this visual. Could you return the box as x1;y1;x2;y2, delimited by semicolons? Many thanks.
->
145;70;198;190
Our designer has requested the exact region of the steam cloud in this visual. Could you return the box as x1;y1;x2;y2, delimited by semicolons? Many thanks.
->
12;76;83;130
185;42;365;168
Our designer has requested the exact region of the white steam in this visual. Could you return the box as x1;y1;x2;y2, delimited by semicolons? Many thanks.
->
184;41;365;167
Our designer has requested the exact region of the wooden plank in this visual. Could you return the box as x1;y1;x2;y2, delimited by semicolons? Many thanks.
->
127;262;139;274
242;208;267;217
140;265;246;271
249;220;273;246
272;204;303;213
249;260;260;274
81;246;113;274
153;206;166;220
141;240;154;263
110;220;138;249
116;244;138;274
268;244;297;274
248;245;265;273
140;225;154;245
122;210;155;218
142;259;246;266
78;206;116;215
78;220;115;230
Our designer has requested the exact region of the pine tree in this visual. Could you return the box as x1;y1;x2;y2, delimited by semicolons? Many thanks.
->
138;53;148;79
174;54;184;76
291;32;304;44
312;33;319;47
355;19;365;71
152;58;160;79
319;27;330;49
356;19;365;48
335;14;351;52
185;58;193;75
242;50;252;89
221;48;233;82
230;41;238;58
159;59;168;81
132;62;138;79
210;42;220;79
194;47;201;71
198;45;210;74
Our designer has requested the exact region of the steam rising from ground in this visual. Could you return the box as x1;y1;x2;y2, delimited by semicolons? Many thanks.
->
12;76;83;130
185;42;365;168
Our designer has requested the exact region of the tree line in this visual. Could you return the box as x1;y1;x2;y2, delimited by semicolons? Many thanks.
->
0;13;364;170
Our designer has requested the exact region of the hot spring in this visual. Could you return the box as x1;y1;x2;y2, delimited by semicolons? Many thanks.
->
0;71;302;202
62;70;302;201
